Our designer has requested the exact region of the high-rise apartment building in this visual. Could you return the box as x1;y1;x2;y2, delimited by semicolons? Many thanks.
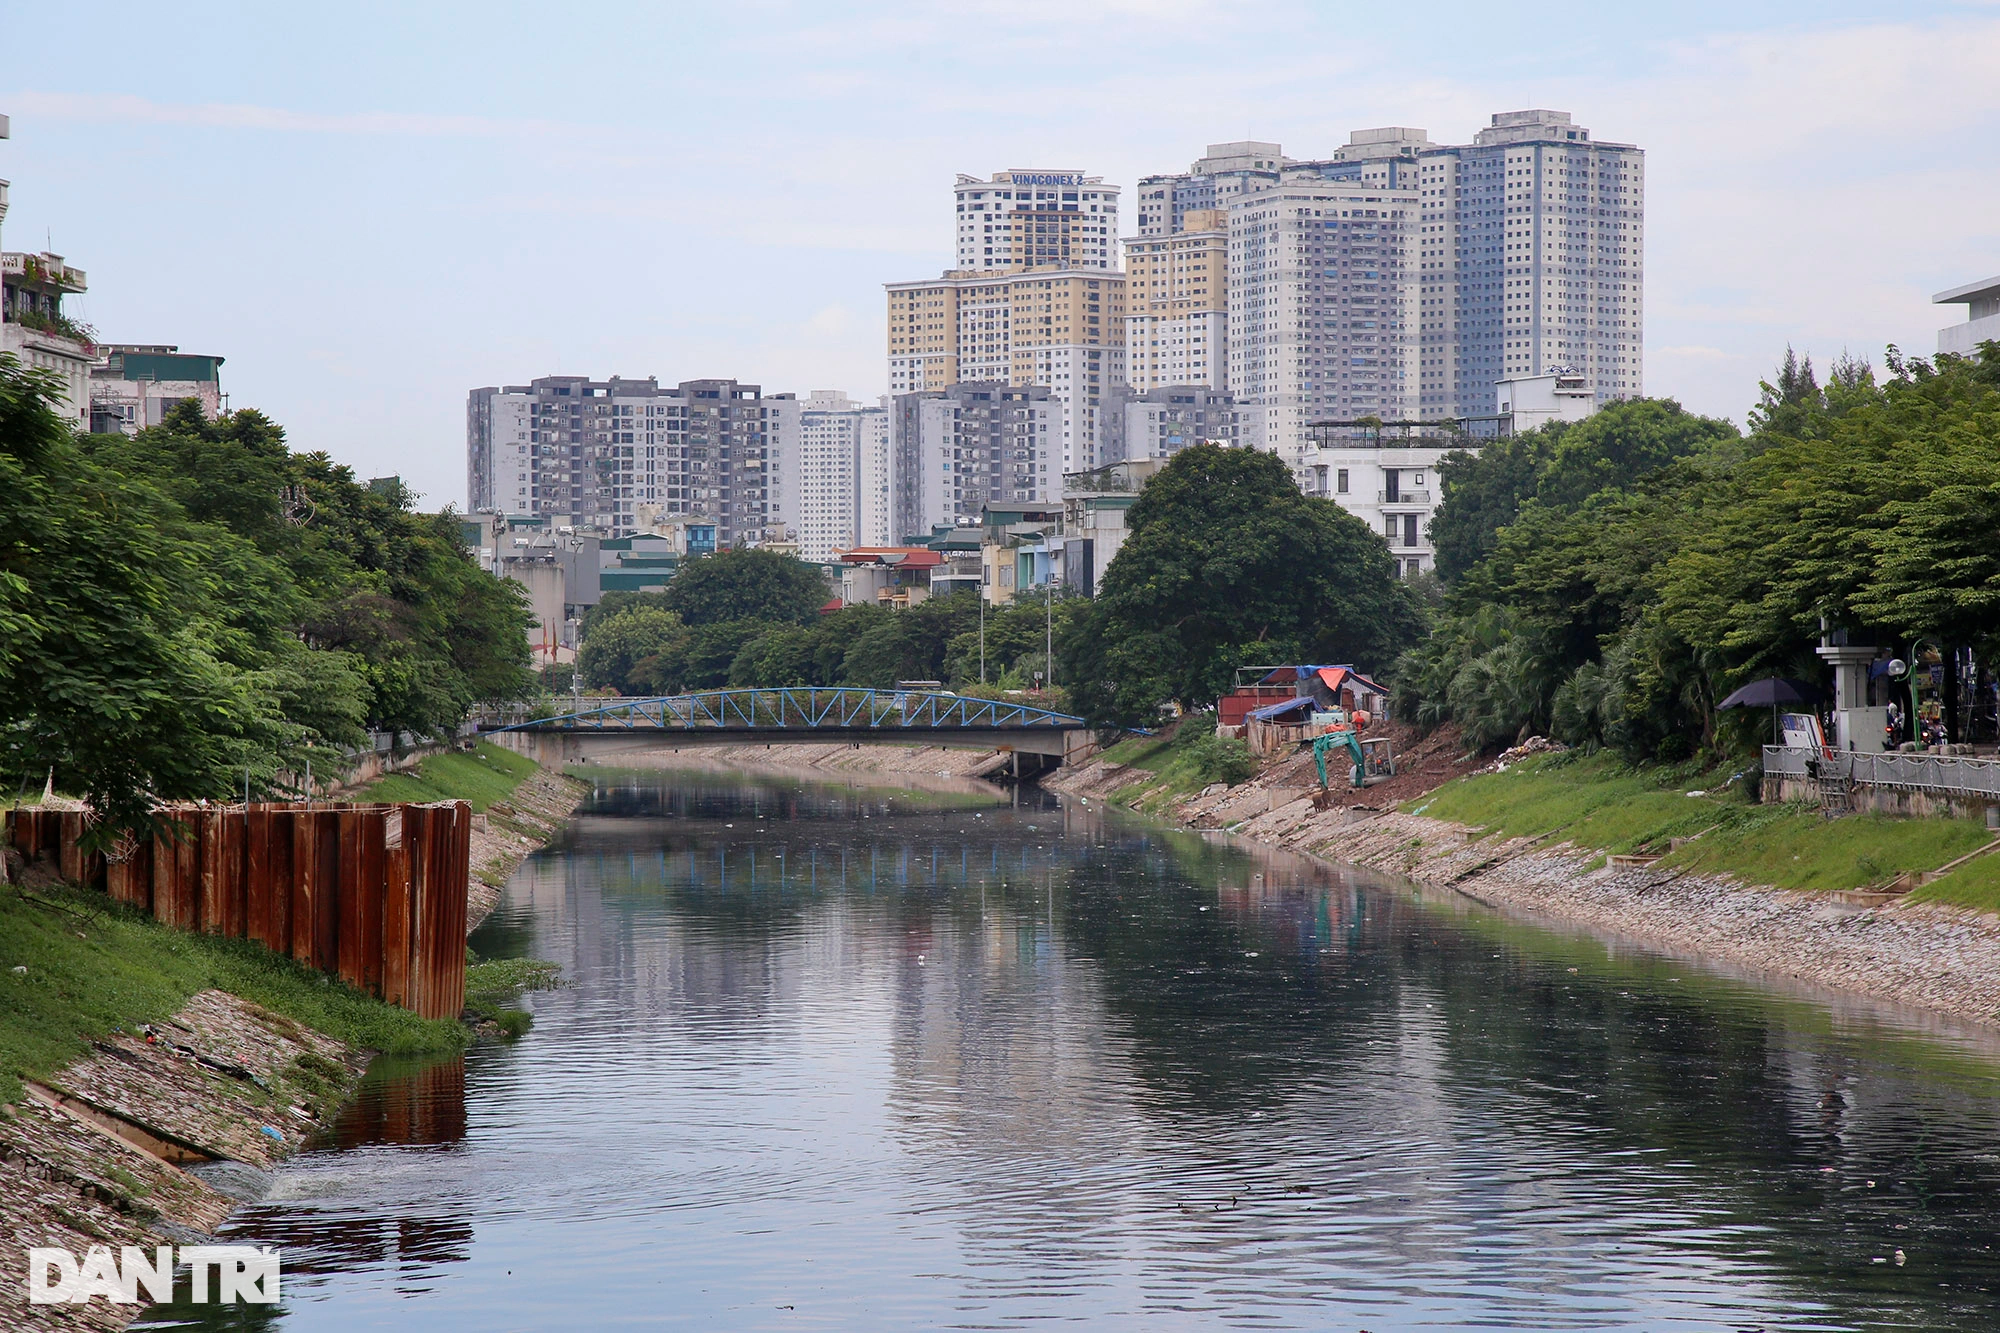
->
467;376;798;547
1135;142;1289;238
1412;111;1643;416
889;382;1055;538
785;390;892;561
1101;386;1237;463
885;267;1126;472
1123;209;1227;391
954;170;1119;272
1227;178;1419;468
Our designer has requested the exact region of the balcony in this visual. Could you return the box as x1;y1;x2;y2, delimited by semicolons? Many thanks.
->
1;251;87;292
1377;489;1432;506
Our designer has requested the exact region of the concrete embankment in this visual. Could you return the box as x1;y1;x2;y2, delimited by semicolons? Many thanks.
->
1051;752;2000;1031
1;990;371;1331
2;747;586;1328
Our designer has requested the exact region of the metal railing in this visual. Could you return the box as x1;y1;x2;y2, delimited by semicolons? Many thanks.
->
1763;746;2000;797
478;688;1088;734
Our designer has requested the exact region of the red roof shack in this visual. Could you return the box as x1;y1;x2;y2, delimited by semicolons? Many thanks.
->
1218;665;1388;727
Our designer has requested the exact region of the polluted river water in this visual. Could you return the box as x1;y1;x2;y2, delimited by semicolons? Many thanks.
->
140;764;2000;1330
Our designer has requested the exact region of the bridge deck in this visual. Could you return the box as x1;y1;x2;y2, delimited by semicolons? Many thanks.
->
476;688;1088;735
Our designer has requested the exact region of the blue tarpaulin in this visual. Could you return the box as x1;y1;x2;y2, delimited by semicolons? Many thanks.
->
1246;696;1316;722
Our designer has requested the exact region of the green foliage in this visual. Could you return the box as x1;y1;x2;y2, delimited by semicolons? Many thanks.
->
1067;443;1422;729
570;583;1068;700
0;882;465;1107
729;625;820;687
1393;358;2000;760
660;548;828;627
1186;733;1256;786
576;605;688;693
356;741;537;812
1662;346;2000;669
1429;400;1739;584
463;953;563;1039
1908;849;2000;913
0;360;530;830
1411;751;1990;893
1429;429;1559;582
85;401;534;739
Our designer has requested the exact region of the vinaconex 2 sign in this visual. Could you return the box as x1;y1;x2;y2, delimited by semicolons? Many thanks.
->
1004;173;1085;187
27;1245;280;1305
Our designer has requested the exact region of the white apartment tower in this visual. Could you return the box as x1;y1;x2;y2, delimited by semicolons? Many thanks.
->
955;170;1119;273
786;390;892;562
1414;111;1644;416
1227;177;1418;469
1135;142;1290;239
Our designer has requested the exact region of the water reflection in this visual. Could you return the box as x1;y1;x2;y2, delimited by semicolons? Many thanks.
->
144;766;2000;1330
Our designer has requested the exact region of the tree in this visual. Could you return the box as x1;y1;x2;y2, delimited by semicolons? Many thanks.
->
840;619;927;688
0;358;366;832
1663;343;2000;668
660;548;829;627
1427;401;1739;583
730;626;820;687
576;606;688;693
1068;444;1422;728
1531;398;1740;512
1428;428;1559;583
83;402;534;737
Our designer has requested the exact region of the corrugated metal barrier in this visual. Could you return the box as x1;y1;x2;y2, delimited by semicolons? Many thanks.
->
6;802;470;1021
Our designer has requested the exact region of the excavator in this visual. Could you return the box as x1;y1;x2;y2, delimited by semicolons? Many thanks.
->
1309;708;1388;809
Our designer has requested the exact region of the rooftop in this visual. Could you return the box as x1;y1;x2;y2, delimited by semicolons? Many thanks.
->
1934;275;2000;306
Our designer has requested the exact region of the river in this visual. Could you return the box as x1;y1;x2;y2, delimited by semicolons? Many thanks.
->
143;764;2000;1330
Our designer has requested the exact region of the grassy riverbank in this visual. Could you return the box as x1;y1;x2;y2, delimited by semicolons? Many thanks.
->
357;740;539;809
1091;728;1242;814
0;882;465;1107
1409;751;1993;894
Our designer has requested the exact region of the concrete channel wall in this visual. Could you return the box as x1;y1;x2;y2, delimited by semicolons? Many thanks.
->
7;801;472;1020
1761;745;2000;821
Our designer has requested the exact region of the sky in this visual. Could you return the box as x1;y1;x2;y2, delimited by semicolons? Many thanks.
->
3;0;1997;509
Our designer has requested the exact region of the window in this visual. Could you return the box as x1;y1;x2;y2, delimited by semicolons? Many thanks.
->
1335;468;1349;494
1403;514;1419;547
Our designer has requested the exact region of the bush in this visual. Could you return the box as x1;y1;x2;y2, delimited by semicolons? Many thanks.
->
1188;733;1256;786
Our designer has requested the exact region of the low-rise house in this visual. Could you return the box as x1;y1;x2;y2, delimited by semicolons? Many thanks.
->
834;547;944;608
1059;460;1160;596
89;345;225;434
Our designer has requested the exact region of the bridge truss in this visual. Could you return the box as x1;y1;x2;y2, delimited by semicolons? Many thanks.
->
480;688;1089;735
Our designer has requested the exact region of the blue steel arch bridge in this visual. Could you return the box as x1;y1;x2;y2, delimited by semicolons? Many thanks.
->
475;688;1098;770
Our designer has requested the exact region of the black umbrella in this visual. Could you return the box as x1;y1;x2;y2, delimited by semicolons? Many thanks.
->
1718;677;1824;745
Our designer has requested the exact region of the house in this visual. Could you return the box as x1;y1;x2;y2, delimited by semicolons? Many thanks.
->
1218;665;1389;732
834;547;944;608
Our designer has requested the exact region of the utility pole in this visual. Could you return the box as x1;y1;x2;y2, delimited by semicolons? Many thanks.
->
1044;573;1054;692
979;574;987;685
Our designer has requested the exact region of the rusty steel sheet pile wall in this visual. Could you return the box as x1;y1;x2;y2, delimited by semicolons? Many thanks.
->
6;802;470;1020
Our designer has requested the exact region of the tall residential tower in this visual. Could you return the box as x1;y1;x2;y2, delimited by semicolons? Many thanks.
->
468;376;798;547
954;170;1120;273
1414;110;1644;416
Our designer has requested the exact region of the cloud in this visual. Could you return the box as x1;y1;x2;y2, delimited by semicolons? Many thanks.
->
8;90;559;139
